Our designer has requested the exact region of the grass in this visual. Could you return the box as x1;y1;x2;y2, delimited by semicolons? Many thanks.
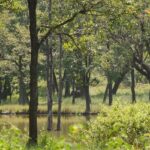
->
0;115;89;137
0;102;150;150
0;82;149;149
0;83;149;114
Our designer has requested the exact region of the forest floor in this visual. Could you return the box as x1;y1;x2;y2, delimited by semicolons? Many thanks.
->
0;83;149;149
0;83;149;114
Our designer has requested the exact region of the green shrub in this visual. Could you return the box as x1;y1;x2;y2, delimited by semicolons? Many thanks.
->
0;125;27;150
76;103;150;150
0;125;76;150
36;133;72;150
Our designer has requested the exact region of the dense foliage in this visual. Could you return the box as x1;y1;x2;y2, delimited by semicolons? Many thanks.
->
0;126;74;150
76;103;150;150
0;0;150;147
0;103;150;150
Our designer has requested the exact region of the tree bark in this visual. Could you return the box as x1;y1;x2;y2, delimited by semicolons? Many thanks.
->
47;0;53;131
27;0;39;144
18;55;28;105
64;72;70;97
103;83;109;103
46;38;53;130
57;34;63;130
83;73;91;113
134;56;150;81
1;76;11;101
108;77;113;106
131;67;136;103
0;77;2;104
53;70;58;94
72;79;75;104
112;70;128;95
148;80;150;101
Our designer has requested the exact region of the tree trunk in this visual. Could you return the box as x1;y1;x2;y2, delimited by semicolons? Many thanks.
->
134;56;150;81
83;73;91;113
46;38;53;131
18;56;28;105
103;83;109;103
53;70;58;94
57;34;63;130
131;67;136;103
72;79;75;104
108;77;113;106
0;77;2;104
47;0;53;131
27;0;39;144
149;80;150;101
1;76;11;101
64;74;70;97
112;70;128;95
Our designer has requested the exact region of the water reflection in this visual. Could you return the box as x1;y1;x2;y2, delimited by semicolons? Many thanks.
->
0;115;96;136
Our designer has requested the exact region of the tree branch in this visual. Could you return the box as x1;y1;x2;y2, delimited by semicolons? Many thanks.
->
39;0;101;46
61;33;82;51
39;12;79;46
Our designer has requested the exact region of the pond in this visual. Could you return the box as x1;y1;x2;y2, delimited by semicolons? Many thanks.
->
0;115;96;137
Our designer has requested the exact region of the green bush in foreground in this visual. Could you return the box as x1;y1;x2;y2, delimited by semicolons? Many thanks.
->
0;126;73;150
0;103;150;150
76;103;150;150
0;125;27;150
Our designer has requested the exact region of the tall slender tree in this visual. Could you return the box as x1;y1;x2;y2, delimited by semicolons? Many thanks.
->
131;64;136;103
47;0;53;131
27;0;39;144
57;34;63;130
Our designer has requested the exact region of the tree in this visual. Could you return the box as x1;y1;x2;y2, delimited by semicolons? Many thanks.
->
131;63;136;103
27;0;100;143
57;34;63;130
0;9;30;103
27;0;39;144
46;0;53;131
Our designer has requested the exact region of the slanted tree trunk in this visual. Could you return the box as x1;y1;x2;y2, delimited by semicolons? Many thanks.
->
47;0;53;131
134;56;150;81
27;0;39;144
57;34;63;130
53;70;58;94
108;77;113;106
18;55;28;105
112;70;128;95
112;78;122;95
103;83;109;103
131;66;136;103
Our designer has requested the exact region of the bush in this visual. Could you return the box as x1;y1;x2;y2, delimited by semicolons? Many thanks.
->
0;125;27;150
0;125;76;150
36;133;72;150
77;103;150;150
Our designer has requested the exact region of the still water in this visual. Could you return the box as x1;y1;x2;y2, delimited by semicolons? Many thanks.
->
0;115;95;136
